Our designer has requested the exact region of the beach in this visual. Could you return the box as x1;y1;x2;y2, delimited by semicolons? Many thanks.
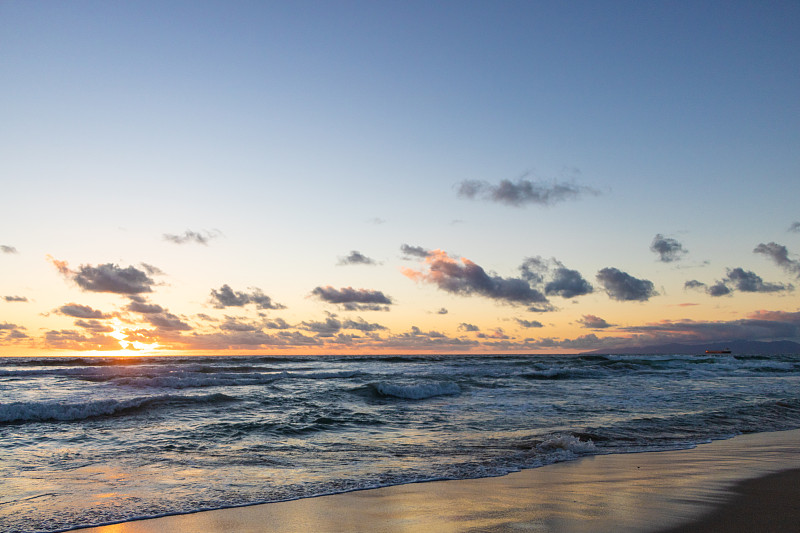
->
71;428;800;533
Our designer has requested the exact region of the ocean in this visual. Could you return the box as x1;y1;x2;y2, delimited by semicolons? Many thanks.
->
2;353;799;533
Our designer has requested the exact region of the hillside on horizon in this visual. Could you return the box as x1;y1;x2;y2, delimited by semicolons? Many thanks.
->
582;340;800;356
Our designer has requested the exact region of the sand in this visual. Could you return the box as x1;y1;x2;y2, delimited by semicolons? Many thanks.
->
71;429;800;533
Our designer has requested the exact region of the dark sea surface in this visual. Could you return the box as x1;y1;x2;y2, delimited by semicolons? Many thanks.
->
1;353;799;532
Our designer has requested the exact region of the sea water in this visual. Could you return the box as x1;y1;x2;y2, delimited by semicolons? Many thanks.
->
1;353;799;532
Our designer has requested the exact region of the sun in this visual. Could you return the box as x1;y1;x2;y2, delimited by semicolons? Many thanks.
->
108;318;161;354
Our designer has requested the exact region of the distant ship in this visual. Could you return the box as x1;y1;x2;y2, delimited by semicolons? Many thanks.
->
705;349;731;354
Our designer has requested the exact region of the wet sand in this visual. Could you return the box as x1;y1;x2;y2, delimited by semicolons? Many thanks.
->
71;429;800;533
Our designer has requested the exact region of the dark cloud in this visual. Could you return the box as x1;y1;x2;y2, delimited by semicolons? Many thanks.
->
145;312;192;331
400;244;430;259
264;318;291;330
402;249;548;306
300;317;343;337
596;267;657;301
5;330;29;340
163;229;219;245
0;323;20;330
436;308;448;315
578;315;614;329
74;319;114;333
1;245;18;254
754;242;800;278
515;319;543;328
57;303;110;319
686;267;792;296
126;299;165;314
520;257;593;298
546;266;594;298
708;281;732;297
650;234;688;262
210;284;284;310
788;222;800;233
4;295;28;302
458;323;480;332
61;262;158;294
615;310;800;345
380;326;480;350
457;177;600;207
342;318;387;332
724;267;791;293
220;317;260;332
338;250;379;266
311;286;393;309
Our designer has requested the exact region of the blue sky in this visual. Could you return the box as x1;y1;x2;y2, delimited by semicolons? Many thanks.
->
1;1;799;354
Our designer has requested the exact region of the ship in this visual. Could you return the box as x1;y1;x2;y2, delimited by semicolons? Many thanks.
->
705;349;731;354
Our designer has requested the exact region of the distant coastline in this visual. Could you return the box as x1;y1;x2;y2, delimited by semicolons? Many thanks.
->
582;339;800;355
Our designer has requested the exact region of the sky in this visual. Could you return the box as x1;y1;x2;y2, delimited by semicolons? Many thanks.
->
1;0;799;356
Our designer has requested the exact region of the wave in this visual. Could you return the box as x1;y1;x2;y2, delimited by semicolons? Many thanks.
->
371;381;461;400
0;393;237;424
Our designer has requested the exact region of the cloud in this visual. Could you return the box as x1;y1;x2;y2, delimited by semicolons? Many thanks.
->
76;263;158;294
724;267;792;293
342;317;387;332
519;257;593;298
477;328;510;340
436;308;448;315
338;250;379;266
515;319;544;328
49;258;160;295
74;319;114;333
1;245;18;254
400;244;430;259
458;323;480;332
145;312;192;331
47;255;72;276
754;242;800;278
708;281;732;297
44;329;121;351
57;303;110;319
380;326;480;350
163;229;219;245
577;314;614;329
596;267;657;301
402;249;549;306
457;176;600;207
220;317;260;332
650;234;688;262
686;267;792;296
545;265;593;298
788;222;800;233
311;286;393;311
210;284;285;310
684;280;706;290
617;310;800;344
300;317;342;337
126;298;165;314
264;318;291;330
4;295;28;302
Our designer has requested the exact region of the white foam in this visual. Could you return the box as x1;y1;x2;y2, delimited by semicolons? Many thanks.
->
0;393;232;423
374;381;461;400
537;434;597;455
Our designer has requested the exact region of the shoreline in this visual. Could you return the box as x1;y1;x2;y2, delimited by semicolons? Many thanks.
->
69;428;800;533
